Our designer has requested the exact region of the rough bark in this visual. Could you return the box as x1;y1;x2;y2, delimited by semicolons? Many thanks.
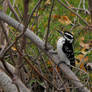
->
0;11;90;92
0;69;18;92
0;61;31;92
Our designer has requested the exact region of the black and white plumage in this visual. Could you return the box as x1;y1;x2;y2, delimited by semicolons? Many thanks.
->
57;31;75;67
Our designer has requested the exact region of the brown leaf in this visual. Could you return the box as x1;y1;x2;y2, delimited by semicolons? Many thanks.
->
58;16;71;25
52;14;60;19
80;37;85;41
80;62;87;72
47;60;52;65
45;0;51;5
70;12;76;17
30;25;36;31
76;54;88;71
80;42;90;49
81;48;87;55
85;16;91;23
11;47;16;51
76;54;88;62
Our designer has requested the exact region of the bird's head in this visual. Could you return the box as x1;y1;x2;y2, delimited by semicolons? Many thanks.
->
57;30;74;43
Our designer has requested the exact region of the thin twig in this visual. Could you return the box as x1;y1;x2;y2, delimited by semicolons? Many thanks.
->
0;21;15;64
0;21;15;79
57;0;88;25
15;0;29;81
9;0;16;17
16;47;64;91
53;66;69;91
35;56;49;89
83;0;86;10
7;0;21;21
73;0;82;24
26;0;42;27
38;49;52;77
0;27;27;59
64;0;71;7
45;0;54;49
71;7;90;14
15;5;23;19
88;0;92;24
77;0;82;13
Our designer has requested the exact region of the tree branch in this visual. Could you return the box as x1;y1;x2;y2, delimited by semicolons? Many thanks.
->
0;69;18;92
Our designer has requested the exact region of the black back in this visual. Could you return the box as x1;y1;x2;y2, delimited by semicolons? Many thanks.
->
62;40;75;66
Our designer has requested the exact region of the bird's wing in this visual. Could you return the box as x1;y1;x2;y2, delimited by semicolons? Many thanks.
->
62;44;75;66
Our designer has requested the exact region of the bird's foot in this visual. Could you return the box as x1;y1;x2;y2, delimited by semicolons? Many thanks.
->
57;61;67;67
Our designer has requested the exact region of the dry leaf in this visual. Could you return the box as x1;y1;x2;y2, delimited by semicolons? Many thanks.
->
33;13;39;16
31;25;36;31
45;0;51;5
11;47;16;51
84;56;88;62
56;65;60;72
76;54;88;62
70;12;76;17
85;16;91;23
47;60;52;65
81;48;87;55
80;37;85;41
76;54;88;71
58;16;71;25
52;14;60;19
75;60;86;71
44;23;48;28
80;41;89;49
80;62;87;72
76;54;84;61
48;67;53;72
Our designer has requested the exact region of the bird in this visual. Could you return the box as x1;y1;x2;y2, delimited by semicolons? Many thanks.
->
57;31;75;69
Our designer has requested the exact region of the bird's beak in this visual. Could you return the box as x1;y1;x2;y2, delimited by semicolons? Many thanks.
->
57;30;63;36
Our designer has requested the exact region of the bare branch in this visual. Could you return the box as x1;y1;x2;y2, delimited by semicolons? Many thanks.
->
71;7;90;15
0;65;31;92
0;21;15;64
27;0;42;26
45;0;54;49
57;0;88;25
0;69;18;92
7;0;21;21
16;47;62;91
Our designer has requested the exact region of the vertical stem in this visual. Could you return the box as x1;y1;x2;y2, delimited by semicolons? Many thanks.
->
88;0;92;23
45;0;54;49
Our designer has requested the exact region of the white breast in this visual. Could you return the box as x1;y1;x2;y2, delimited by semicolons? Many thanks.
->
57;37;70;65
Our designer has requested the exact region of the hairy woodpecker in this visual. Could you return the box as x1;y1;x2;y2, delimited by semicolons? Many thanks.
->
57;31;75;68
